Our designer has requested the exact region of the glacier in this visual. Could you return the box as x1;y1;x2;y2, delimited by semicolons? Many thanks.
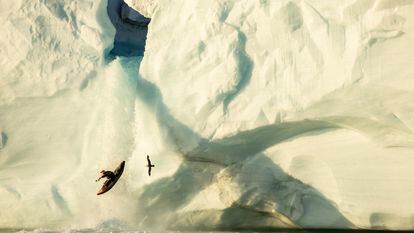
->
1;0;414;231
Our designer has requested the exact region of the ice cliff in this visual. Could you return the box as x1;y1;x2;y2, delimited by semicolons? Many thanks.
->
1;0;414;231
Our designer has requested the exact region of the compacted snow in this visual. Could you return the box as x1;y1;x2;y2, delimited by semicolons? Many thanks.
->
1;0;414;231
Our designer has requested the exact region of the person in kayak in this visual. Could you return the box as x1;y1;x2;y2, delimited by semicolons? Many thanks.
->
95;161;126;195
96;170;116;182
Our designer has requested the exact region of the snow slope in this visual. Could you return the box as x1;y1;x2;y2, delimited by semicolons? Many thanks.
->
1;0;414;231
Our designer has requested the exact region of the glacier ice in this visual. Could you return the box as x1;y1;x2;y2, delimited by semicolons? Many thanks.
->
1;0;414;231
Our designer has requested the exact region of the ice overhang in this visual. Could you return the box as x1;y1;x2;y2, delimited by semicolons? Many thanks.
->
107;0;151;58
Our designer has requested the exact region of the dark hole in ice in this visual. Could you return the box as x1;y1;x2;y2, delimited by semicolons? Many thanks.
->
106;0;151;59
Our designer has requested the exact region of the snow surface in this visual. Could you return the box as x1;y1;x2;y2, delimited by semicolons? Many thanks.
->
1;0;414;231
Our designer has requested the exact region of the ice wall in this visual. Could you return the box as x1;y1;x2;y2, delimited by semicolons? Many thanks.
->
135;0;414;230
1;0;414;231
139;0;414;140
0;0;136;228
